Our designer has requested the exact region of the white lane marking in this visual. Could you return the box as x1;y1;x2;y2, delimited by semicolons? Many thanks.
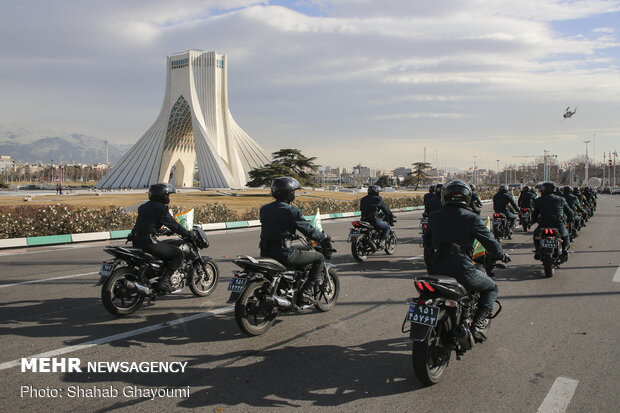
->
409;256;424;260
0;271;99;289
613;266;620;283
537;377;579;413
0;305;234;371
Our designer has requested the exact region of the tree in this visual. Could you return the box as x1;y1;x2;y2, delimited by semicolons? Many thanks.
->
374;175;392;188
247;148;320;187
403;162;431;189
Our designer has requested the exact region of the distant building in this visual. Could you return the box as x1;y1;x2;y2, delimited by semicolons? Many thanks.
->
0;155;14;173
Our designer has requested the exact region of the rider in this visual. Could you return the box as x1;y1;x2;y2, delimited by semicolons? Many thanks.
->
423;185;436;206
518;185;535;210
424;183;443;216
130;183;197;293
531;182;574;262
468;184;483;215
493;184;519;231
561;185;585;231
259;177;333;305
424;180;509;341
360;185;395;248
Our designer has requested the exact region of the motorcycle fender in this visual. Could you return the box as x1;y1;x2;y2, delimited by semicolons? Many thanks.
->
409;324;432;342
227;291;241;303
95;274;108;286
325;262;336;272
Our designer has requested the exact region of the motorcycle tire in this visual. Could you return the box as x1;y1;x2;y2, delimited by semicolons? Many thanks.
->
351;234;369;262
493;229;501;242
412;325;449;385
522;224;528;232
314;267;340;312
189;257;219;297
542;255;554;278
234;280;276;336
101;267;145;316
384;232;397;255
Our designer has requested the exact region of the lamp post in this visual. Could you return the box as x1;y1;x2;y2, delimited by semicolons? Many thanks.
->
496;160;500;186
584;140;591;185
614;150;618;189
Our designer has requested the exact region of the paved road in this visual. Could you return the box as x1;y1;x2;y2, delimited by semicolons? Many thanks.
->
1;196;618;412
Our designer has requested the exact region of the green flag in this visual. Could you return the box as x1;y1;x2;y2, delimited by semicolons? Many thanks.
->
472;217;491;259
309;208;322;232
174;208;194;231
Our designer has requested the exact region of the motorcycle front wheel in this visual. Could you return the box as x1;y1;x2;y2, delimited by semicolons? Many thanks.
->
314;267;340;312
351;235;369;262
412;325;450;385
234;280;277;336
189;258;219;297
384;232;397;255
101;268;145;316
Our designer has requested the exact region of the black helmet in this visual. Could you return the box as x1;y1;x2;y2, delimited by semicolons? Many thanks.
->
540;182;556;195
470;184;476;191
523;185;530;191
441;180;472;208
434;183;443;195
368;185;381;196
562;185;572;194
271;177;300;203
573;186;580;195
499;184;508;193
148;183;175;204
428;184;436;193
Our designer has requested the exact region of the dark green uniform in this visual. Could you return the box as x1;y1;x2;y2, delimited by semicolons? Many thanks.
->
424;205;504;310
531;194;574;252
493;191;519;228
360;193;393;239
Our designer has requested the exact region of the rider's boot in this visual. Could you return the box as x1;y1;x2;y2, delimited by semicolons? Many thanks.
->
298;280;316;305
472;306;491;342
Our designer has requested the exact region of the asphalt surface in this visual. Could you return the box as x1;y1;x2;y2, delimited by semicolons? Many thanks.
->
0;196;618;412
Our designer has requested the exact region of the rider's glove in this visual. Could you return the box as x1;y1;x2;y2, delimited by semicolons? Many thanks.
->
502;253;511;263
321;236;333;258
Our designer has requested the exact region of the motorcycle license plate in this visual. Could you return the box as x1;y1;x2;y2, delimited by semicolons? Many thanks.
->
493;220;502;225
407;303;439;327
349;230;359;240
99;263;115;277
227;277;247;292
540;239;558;249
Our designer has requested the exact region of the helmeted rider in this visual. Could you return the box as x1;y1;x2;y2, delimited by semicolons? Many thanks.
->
360;185;394;248
130;183;197;293
259;177;333;305
424;180;509;341
561;185;586;230
518;185;536;210
468;184;483;215
424;183;443;216
531;182;574;262
423;184;436;206
493;184;519;230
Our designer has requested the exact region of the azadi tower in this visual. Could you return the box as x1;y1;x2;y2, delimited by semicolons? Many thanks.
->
97;50;270;189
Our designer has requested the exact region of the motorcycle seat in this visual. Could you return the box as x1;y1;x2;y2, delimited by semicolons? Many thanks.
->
234;255;287;273
417;275;468;297
111;246;156;261
355;221;375;229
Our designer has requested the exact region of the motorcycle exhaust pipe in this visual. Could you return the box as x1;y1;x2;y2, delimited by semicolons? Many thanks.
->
125;280;151;295
264;295;293;310
453;324;474;350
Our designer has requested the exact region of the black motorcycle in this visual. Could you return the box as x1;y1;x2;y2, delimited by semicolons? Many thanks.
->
402;257;506;385
348;217;397;262
492;212;512;241
97;226;219;316
534;227;564;278
227;238;339;336
519;207;532;232
419;216;429;247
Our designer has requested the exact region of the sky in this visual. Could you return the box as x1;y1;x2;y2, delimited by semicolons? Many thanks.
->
1;0;619;171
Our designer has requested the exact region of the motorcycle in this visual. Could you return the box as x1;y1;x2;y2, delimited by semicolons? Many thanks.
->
419;216;429;247
227;237;339;336
402;257;506;385
492;212;512;241
519;207;532;232
534;227;564;278
97;226;219;316
348;217;397;262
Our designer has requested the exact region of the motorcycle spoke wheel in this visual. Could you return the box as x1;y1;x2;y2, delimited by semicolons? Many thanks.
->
315;268;340;312
412;326;450;385
351;235;368;262
189;259;219;297
384;232;397;255
234;281;276;336
101;268;145;316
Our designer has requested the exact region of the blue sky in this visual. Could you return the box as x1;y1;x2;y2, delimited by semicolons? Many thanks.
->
0;0;619;170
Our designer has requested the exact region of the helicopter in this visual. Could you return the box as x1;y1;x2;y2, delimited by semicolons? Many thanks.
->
563;106;577;119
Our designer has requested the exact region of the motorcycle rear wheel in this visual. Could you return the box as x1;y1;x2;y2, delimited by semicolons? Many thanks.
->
234;280;276;336
412;326;449;385
351;235;369;262
542;255;554;278
384;232;397;255
314;267;340;312
101;268;145;316
189;258;219;297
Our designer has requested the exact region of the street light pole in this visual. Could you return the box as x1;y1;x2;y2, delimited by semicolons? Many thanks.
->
496;160;500;187
584;140;591;185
